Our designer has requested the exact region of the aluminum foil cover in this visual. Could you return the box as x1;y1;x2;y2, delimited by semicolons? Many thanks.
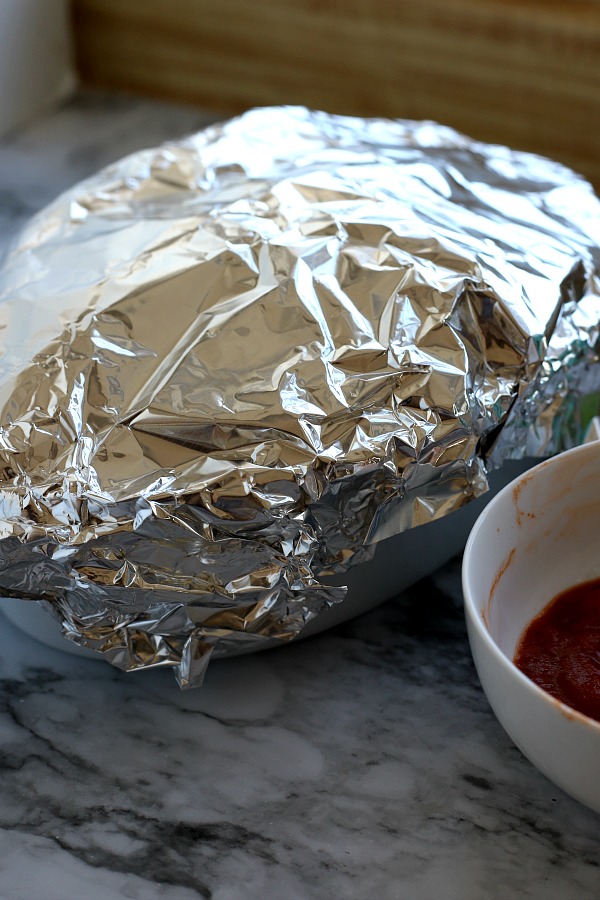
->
0;107;599;687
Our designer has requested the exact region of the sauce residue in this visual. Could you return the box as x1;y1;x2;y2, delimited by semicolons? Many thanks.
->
514;578;600;723
483;547;516;629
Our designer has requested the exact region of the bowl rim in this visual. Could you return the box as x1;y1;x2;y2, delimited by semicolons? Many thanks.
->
462;443;600;734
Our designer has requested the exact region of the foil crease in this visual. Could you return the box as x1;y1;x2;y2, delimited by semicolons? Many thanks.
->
0;106;599;686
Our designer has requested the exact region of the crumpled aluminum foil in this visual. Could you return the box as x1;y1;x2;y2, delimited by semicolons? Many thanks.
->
0;106;599;687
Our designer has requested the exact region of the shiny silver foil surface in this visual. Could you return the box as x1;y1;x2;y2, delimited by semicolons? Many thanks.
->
0;106;599;686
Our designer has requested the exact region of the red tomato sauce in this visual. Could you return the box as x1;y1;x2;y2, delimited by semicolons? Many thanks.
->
514;578;600;723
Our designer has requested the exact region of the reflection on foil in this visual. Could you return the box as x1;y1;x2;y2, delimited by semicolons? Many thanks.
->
0;107;598;686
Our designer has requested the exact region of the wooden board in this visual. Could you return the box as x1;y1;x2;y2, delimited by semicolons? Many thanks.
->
71;0;600;187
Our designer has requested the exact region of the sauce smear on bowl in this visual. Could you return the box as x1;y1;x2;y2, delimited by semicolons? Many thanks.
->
514;578;600;723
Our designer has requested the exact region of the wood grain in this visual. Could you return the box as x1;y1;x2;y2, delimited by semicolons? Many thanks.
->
71;0;600;186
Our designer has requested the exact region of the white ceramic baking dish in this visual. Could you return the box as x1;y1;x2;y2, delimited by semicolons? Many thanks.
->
0;458;534;661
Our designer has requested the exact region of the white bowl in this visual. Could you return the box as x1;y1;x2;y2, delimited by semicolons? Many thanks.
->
463;442;600;813
1;459;533;661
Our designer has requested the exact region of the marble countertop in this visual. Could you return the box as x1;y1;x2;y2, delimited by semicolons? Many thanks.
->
0;93;598;900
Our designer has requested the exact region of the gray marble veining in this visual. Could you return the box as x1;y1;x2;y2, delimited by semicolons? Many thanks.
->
0;92;598;900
